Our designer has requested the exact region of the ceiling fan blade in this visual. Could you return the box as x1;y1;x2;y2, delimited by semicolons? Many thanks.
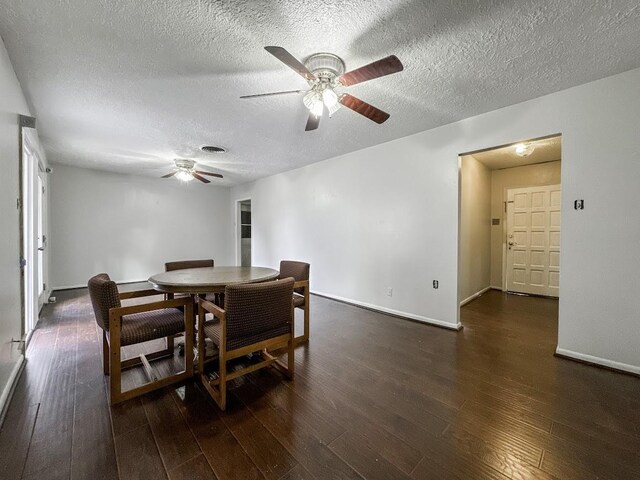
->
195;170;224;178
240;89;305;99
338;55;403;87
264;46;316;82
192;173;211;184
161;171;177;178
305;112;321;131
339;94;390;124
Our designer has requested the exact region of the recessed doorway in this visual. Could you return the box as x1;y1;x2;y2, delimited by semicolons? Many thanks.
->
458;134;562;307
237;199;252;266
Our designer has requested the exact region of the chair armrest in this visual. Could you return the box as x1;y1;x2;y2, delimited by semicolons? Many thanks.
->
198;297;226;321
293;280;309;291
109;296;191;320
118;288;166;300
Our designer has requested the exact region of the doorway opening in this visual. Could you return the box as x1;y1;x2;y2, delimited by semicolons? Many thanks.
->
237;199;252;266
458;134;562;309
20;124;48;346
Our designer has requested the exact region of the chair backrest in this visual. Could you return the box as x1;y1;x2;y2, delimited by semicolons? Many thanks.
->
165;259;214;271
278;260;309;294
87;273;121;331
224;277;294;346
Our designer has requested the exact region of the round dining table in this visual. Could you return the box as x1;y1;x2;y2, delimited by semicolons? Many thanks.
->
148;266;280;294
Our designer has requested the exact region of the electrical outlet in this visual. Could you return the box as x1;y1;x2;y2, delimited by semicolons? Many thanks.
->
386;287;393;297
433;280;439;289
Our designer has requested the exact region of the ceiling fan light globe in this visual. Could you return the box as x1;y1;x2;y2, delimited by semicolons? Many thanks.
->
175;170;193;182
310;99;324;117
322;88;338;106
303;89;320;110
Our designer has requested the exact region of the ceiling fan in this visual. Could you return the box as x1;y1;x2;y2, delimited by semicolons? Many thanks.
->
161;159;223;183
241;46;404;131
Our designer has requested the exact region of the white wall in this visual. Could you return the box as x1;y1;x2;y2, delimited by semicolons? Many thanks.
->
50;164;234;288
0;38;30;414
490;161;562;288
459;155;491;305
232;67;640;372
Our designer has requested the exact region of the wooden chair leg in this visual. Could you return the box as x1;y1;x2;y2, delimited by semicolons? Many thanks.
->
286;337;295;380
302;303;310;342
166;335;175;351
219;356;227;410
184;302;194;376
102;330;110;376
109;325;122;405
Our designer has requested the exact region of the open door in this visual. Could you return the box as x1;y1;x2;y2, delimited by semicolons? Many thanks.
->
20;124;47;344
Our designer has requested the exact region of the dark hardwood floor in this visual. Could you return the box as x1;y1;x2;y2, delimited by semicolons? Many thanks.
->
1;287;639;479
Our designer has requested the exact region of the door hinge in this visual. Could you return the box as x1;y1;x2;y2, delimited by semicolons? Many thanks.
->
17;197;22;209
43;283;47;291
19;257;26;269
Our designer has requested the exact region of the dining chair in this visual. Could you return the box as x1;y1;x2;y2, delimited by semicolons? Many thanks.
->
197;277;295;410
165;259;222;306
88;273;194;405
278;260;310;344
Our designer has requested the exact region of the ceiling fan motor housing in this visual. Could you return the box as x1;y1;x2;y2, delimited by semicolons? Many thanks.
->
175;159;195;170
304;53;346;84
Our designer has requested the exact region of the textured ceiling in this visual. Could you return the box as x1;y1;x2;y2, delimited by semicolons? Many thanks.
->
1;1;639;185
470;135;561;170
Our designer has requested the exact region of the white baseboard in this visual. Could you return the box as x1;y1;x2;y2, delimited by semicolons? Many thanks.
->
459;286;492;307
490;285;503;291
555;347;640;376
0;355;25;427
312;290;462;331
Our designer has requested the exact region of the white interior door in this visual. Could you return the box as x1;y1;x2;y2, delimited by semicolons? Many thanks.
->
505;184;561;297
22;128;47;339
37;170;47;309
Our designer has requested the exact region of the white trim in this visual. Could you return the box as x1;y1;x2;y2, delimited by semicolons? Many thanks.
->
0;356;25;427
459;286;491;307
555;347;640;375
313;290;462;331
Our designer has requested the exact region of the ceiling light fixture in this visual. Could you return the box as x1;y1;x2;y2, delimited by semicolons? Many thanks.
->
514;142;535;157
175;169;193;182
174;160;195;182
161;159;224;183
241;49;403;131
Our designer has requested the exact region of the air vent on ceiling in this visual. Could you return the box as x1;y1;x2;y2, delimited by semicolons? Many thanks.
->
201;145;227;153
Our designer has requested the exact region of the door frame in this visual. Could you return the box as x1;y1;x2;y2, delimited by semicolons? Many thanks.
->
19;118;48;347
235;198;252;266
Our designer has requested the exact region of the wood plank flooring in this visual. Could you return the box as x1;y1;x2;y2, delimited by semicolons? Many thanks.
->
1;286;639;479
